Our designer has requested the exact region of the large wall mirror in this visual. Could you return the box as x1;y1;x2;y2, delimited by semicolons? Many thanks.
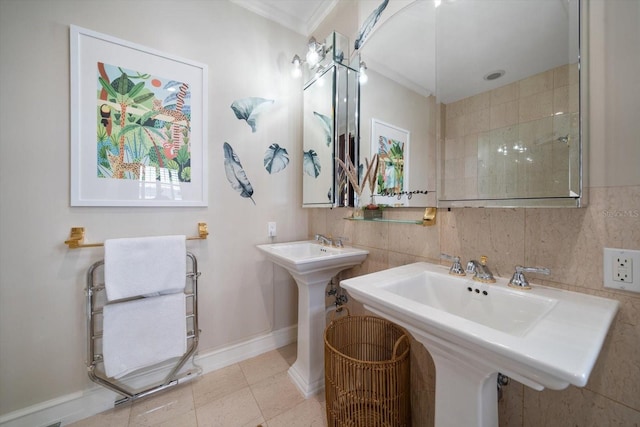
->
358;0;586;208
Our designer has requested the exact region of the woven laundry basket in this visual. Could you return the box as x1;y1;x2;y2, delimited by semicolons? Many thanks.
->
324;309;410;427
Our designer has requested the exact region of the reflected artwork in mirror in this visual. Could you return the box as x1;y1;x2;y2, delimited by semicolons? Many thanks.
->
357;0;585;208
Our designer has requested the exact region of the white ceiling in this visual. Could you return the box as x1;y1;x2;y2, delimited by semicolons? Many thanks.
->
229;0;338;36
359;0;578;103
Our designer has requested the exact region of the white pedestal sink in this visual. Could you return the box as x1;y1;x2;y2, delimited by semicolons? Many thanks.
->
341;262;619;427
257;240;368;398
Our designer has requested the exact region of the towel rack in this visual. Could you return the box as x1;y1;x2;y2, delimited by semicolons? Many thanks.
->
86;253;201;405
64;222;208;249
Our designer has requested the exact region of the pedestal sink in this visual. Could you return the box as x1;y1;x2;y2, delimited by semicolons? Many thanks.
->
257;240;368;397
341;262;619;427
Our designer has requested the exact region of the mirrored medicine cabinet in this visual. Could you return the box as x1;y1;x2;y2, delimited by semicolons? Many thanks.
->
302;32;359;208
302;0;588;211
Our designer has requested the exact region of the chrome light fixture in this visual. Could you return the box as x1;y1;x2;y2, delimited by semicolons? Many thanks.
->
306;37;324;67
291;37;327;79
291;54;302;78
358;61;368;84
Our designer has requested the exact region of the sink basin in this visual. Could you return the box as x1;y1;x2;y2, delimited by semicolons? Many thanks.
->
385;270;557;337
257;241;368;279
341;262;619;427
257;240;368;398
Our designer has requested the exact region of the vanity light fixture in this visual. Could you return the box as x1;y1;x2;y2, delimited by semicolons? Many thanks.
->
359;61;368;84
306;37;325;67
291;54;302;78
291;37;327;79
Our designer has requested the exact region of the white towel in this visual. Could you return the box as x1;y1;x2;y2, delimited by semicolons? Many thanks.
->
102;292;187;379
104;235;186;301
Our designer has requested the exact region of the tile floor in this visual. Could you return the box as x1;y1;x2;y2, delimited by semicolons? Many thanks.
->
69;343;327;427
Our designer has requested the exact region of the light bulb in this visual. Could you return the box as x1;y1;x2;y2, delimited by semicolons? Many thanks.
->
306;48;319;67
306;37;320;67
359;62;368;84
291;55;302;78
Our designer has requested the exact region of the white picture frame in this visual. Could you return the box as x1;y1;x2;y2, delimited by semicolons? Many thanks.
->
371;118;410;205
70;25;208;206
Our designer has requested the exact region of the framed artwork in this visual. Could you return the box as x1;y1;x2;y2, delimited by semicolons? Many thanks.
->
371;119;410;204
70;25;208;206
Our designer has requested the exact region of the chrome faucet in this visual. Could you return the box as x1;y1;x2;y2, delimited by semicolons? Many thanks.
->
509;265;550;290
314;234;332;245
466;256;496;283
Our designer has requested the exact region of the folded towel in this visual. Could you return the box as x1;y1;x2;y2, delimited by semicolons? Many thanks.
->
104;235;186;301
102;292;187;379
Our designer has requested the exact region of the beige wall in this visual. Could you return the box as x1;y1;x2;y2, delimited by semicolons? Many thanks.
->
1;0;637;424
0;0;306;418
311;0;640;425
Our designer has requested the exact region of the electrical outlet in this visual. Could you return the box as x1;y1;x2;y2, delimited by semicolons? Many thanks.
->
604;248;640;293
268;222;277;237
613;256;632;282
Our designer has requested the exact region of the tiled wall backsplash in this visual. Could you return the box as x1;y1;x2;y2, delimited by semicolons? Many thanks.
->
441;64;580;200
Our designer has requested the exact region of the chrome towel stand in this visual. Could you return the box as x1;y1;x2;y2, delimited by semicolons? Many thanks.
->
86;253;201;405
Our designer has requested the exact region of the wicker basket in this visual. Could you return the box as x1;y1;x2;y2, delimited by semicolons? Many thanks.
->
324;310;411;427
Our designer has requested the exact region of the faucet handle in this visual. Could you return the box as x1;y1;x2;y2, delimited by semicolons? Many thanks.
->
509;265;550;289
515;265;550;275
441;253;465;276
441;253;461;262
333;236;348;247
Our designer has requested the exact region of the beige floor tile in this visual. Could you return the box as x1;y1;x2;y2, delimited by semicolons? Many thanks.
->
67;405;131;427
250;371;305;420
196;387;264;427
193;363;249;408
152;409;197;427
239;349;291;385
264;397;326;427
129;383;194;426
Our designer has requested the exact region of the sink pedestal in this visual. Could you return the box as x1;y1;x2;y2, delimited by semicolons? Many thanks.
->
426;341;498;427
287;275;328;398
256;241;368;399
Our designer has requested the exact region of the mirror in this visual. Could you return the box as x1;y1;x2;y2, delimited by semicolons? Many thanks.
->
302;32;359;207
358;0;585;208
357;0;437;208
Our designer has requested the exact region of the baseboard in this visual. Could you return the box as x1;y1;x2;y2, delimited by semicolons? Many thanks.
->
0;325;297;427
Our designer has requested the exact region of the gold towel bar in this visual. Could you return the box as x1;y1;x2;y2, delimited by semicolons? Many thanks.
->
64;222;209;249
